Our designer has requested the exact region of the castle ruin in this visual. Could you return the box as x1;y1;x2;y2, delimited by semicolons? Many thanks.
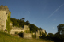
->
0;5;46;39
0;5;11;31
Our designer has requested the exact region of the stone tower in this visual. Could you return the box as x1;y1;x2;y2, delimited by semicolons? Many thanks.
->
0;5;10;31
24;25;30;33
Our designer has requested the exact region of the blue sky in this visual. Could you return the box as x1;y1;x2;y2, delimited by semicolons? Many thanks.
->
0;0;64;34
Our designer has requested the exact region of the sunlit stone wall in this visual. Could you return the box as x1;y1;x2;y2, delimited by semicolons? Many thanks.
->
0;11;7;30
0;5;10;31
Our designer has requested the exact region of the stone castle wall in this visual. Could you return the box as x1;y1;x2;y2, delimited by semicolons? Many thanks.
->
10;26;24;34
24;25;30;30
0;5;10;31
10;25;30;34
0;5;46;39
33;29;46;36
10;24;32;39
0;5;10;14
0;11;7;30
24;33;32;39
32;29;46;39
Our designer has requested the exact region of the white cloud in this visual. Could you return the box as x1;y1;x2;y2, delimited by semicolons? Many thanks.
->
48;3;64;18
53;27;55;29
53;19;56;21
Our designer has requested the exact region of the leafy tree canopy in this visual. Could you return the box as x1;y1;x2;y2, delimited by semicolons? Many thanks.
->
57;24;64;34
10;18;44;33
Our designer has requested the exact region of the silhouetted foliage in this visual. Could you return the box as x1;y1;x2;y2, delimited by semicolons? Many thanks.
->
29;24;39;32
10;18;41;33
10;18;25;27
38;27;42;30
40;32;47;40
25;20;30;25
47;33;54;40
57;24;64;34
42;32;46;38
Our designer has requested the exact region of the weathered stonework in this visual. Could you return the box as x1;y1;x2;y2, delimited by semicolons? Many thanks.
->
24;33;32;39
24;25;30;31
0;11;6;30
10;24;30;34
32;29;46;39
0;5;46;39
10;26;24;34
10;24;32;39
0;5;10;31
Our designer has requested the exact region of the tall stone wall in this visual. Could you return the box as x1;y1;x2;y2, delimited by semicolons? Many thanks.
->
0;11;7;30
0;5;10;31
0;5;10;14
24;25;30;30
24;25;30;33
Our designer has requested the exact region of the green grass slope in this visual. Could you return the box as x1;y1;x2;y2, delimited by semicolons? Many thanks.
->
0;31;54;42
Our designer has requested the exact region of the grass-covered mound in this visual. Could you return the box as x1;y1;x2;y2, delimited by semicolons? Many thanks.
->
0;31;54;42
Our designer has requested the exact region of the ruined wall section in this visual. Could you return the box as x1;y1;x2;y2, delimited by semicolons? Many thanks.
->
0;5;10;14
0;11;7;30
24;33;32;39
24;25;30;33
10;26;24;34
32;29;46;39
10;25;30;34
0;5;10;31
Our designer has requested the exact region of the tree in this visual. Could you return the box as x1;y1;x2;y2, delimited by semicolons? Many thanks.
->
40;32;47;39
25;20;30;25
39;27;42;30
57;24;64;34
47;33;54;40
42;32;46;37
53;32;62;41
29;24;39;32
10;18;25;27
20;18;25;21
47;33;54;36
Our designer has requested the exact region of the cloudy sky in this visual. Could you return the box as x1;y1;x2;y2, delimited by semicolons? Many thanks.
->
0;0;64;34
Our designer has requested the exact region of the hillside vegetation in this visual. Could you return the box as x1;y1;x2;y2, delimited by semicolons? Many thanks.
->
0;31;54;42
10;18;46;33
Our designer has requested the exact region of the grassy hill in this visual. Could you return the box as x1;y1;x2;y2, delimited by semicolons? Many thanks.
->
0;31;54;42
